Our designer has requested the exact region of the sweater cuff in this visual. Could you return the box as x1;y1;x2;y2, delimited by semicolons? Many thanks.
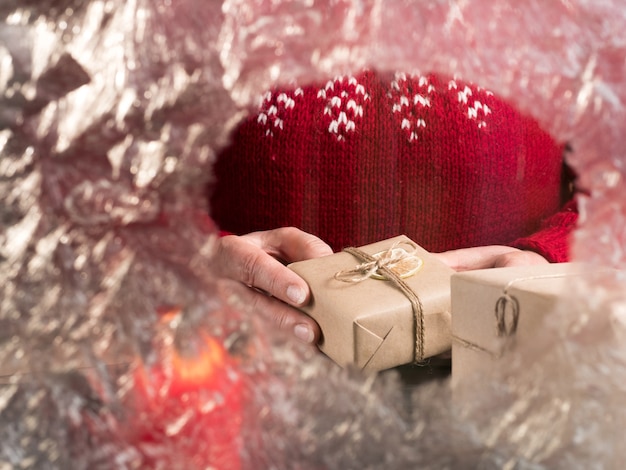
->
510;200;579;263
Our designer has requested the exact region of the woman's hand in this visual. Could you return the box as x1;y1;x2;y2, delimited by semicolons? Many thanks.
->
433;245;549;272
212;227;333;344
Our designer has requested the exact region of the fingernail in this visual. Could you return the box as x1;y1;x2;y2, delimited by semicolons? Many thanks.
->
294;324;314;344
286;285;306;305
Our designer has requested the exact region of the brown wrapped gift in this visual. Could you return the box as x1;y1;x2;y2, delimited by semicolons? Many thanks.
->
450;262;609;386
288;235;455;372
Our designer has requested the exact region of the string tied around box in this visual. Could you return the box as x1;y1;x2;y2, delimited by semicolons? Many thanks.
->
451;288;523;359
453;272;578;358
494;272;574;338
334;241;425;362
495;293;520;337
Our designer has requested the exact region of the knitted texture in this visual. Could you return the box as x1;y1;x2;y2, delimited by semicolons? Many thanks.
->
511;199;578;262
210;70;577;261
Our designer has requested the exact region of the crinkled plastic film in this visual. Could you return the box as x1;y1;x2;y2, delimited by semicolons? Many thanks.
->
1;0;626;468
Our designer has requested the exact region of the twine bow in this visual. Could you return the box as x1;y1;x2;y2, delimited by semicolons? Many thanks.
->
333;241;426;362
334;241;422;283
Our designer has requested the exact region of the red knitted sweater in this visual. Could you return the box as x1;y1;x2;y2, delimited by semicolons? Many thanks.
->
210;71;578;262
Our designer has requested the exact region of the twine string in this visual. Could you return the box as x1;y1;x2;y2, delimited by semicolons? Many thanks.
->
451;334;500;359
334;241;420;282
456;273;572;355
495;293;520;337
334;244;425;362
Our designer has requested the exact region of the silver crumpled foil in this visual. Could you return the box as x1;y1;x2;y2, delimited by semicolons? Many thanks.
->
1;0;626;468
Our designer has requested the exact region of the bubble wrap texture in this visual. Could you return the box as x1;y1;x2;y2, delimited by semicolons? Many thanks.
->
2;0;626;468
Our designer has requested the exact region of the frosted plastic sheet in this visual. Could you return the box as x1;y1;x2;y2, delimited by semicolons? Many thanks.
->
1;0;626;468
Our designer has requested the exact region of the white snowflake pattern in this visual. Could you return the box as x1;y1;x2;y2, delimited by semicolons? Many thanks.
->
318;76;370;141
257;88;303;136
448;79;493;129
388;73;435;142
255;73;494;141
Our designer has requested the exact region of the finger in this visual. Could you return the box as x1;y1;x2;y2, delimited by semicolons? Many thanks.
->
230;281;321;344
215;235;313;307
433;245;521;271
493;250;549;268
252;227;333;263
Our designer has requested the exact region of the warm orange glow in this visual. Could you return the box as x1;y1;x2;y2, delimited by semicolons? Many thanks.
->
157;307;182;324
148;306;231;395
169;334;226;389
127;306;243;470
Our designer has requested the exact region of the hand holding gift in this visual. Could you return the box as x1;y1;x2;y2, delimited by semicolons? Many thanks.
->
433;245;549;271
212;227;333;344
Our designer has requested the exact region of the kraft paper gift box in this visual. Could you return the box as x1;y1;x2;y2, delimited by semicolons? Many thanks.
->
450;262;600;386
288;235;455;372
